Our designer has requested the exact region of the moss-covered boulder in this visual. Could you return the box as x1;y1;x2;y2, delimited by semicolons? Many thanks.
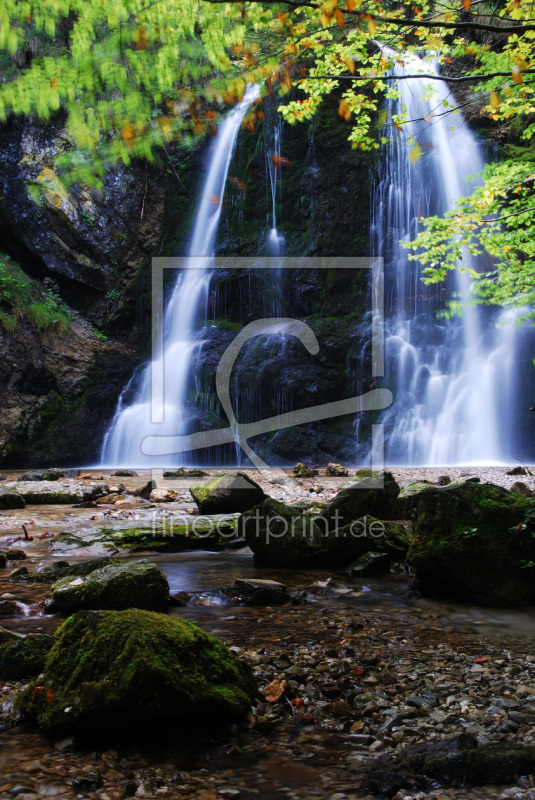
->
0;634;53;679
0;487;25;509
44;560;169;613
163;468;207;478
190;472;265;515
292;463;317;478
16;609;256;737
12;481;108;505
321;471;400;531
14;557;118;584
408;482;535;606
241;497;411;567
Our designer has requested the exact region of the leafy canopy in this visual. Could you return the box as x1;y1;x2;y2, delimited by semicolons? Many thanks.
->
2;0;535;315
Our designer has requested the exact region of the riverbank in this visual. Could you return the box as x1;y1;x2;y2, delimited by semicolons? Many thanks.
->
1;466;535;800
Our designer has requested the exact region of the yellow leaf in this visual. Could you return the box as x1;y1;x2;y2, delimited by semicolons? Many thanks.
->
463;0;471;10
512;66;523;84
368;17;377;34
502;84;513;97
320;12;332;26
345;55;356;73
347;0;356;9
427;37;441;48
409;144;423;163
338;99;351;120
489;91;500;109
335;8;345;28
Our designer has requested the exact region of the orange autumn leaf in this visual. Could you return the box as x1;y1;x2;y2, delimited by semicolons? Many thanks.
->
368;17;377;34
25;12;31;23
122;125;135;143
394;122;404;131
204;109;216;119
320;12;333;26
473;656;491;663
338;99;351;120
352;666;365;675
347;0;356;9
46;688;54;705
271;154;292;169
257;110;264;120
489;91;500;109
345;55;355;73
335;8;345;28
264;677;288;702
32;686;44;698
292;698;305;707
50;77;58;89
135;25;149;50
463;0;471;9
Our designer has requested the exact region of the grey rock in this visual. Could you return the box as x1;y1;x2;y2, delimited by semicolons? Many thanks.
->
347;551;391;577
0;487;25;510
234;578;286;594
54;736;78;753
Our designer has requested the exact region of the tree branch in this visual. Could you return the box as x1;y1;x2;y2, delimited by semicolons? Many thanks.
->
300;69;535;83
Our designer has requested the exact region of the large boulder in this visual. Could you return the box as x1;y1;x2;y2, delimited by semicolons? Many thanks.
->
0;634;53;679
190;472;265;515
0;487;25;509
12;481;108;505
16;609;256;736
321;471;400;530
44;560;169;613
408;481;535;605
14;557;118;583
371;733;535;788
240;497;411;567
20;469;80;481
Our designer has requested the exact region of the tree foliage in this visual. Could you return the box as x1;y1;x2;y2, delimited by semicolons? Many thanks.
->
1;0;535;315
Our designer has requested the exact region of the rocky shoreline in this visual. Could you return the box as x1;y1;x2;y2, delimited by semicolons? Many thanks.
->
0;465;535;800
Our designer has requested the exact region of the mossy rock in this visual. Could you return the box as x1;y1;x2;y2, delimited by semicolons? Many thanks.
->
163;468;207;478
407;482;535;606
16;557;118;584
190;471;265;515
0;487;25;510
241;497;326;567
16;609;256;737
292;463;317;478
44;560;169;613
0;634;53;679
393;734;535;786
13;481;108;505
321;471;400;531
240;498;411;567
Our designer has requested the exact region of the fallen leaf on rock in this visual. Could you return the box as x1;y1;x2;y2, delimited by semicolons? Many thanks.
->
473;657;491;663
264;678;288;702
46;688;54;704
292;698;305;707
352;666;365;675
32;686;44;698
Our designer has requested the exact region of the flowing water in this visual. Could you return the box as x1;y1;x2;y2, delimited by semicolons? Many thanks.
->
373;52;523;465
101;84;260;467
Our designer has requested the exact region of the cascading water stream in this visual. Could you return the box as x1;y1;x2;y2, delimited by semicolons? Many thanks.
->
265;113;284;258
373;51;517;464
101;84;260;467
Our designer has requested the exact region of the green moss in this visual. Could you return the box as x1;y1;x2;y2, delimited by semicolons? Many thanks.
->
0;635;53;679
16;609;256;737
408;482;535;605
45;560;169;613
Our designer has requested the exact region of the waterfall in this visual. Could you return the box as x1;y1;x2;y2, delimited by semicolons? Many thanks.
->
101;84;260;467
373;52;518;465
265;112;284;257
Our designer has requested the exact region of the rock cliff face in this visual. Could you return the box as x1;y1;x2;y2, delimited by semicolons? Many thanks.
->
0;95;378;467
0;114;197;466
